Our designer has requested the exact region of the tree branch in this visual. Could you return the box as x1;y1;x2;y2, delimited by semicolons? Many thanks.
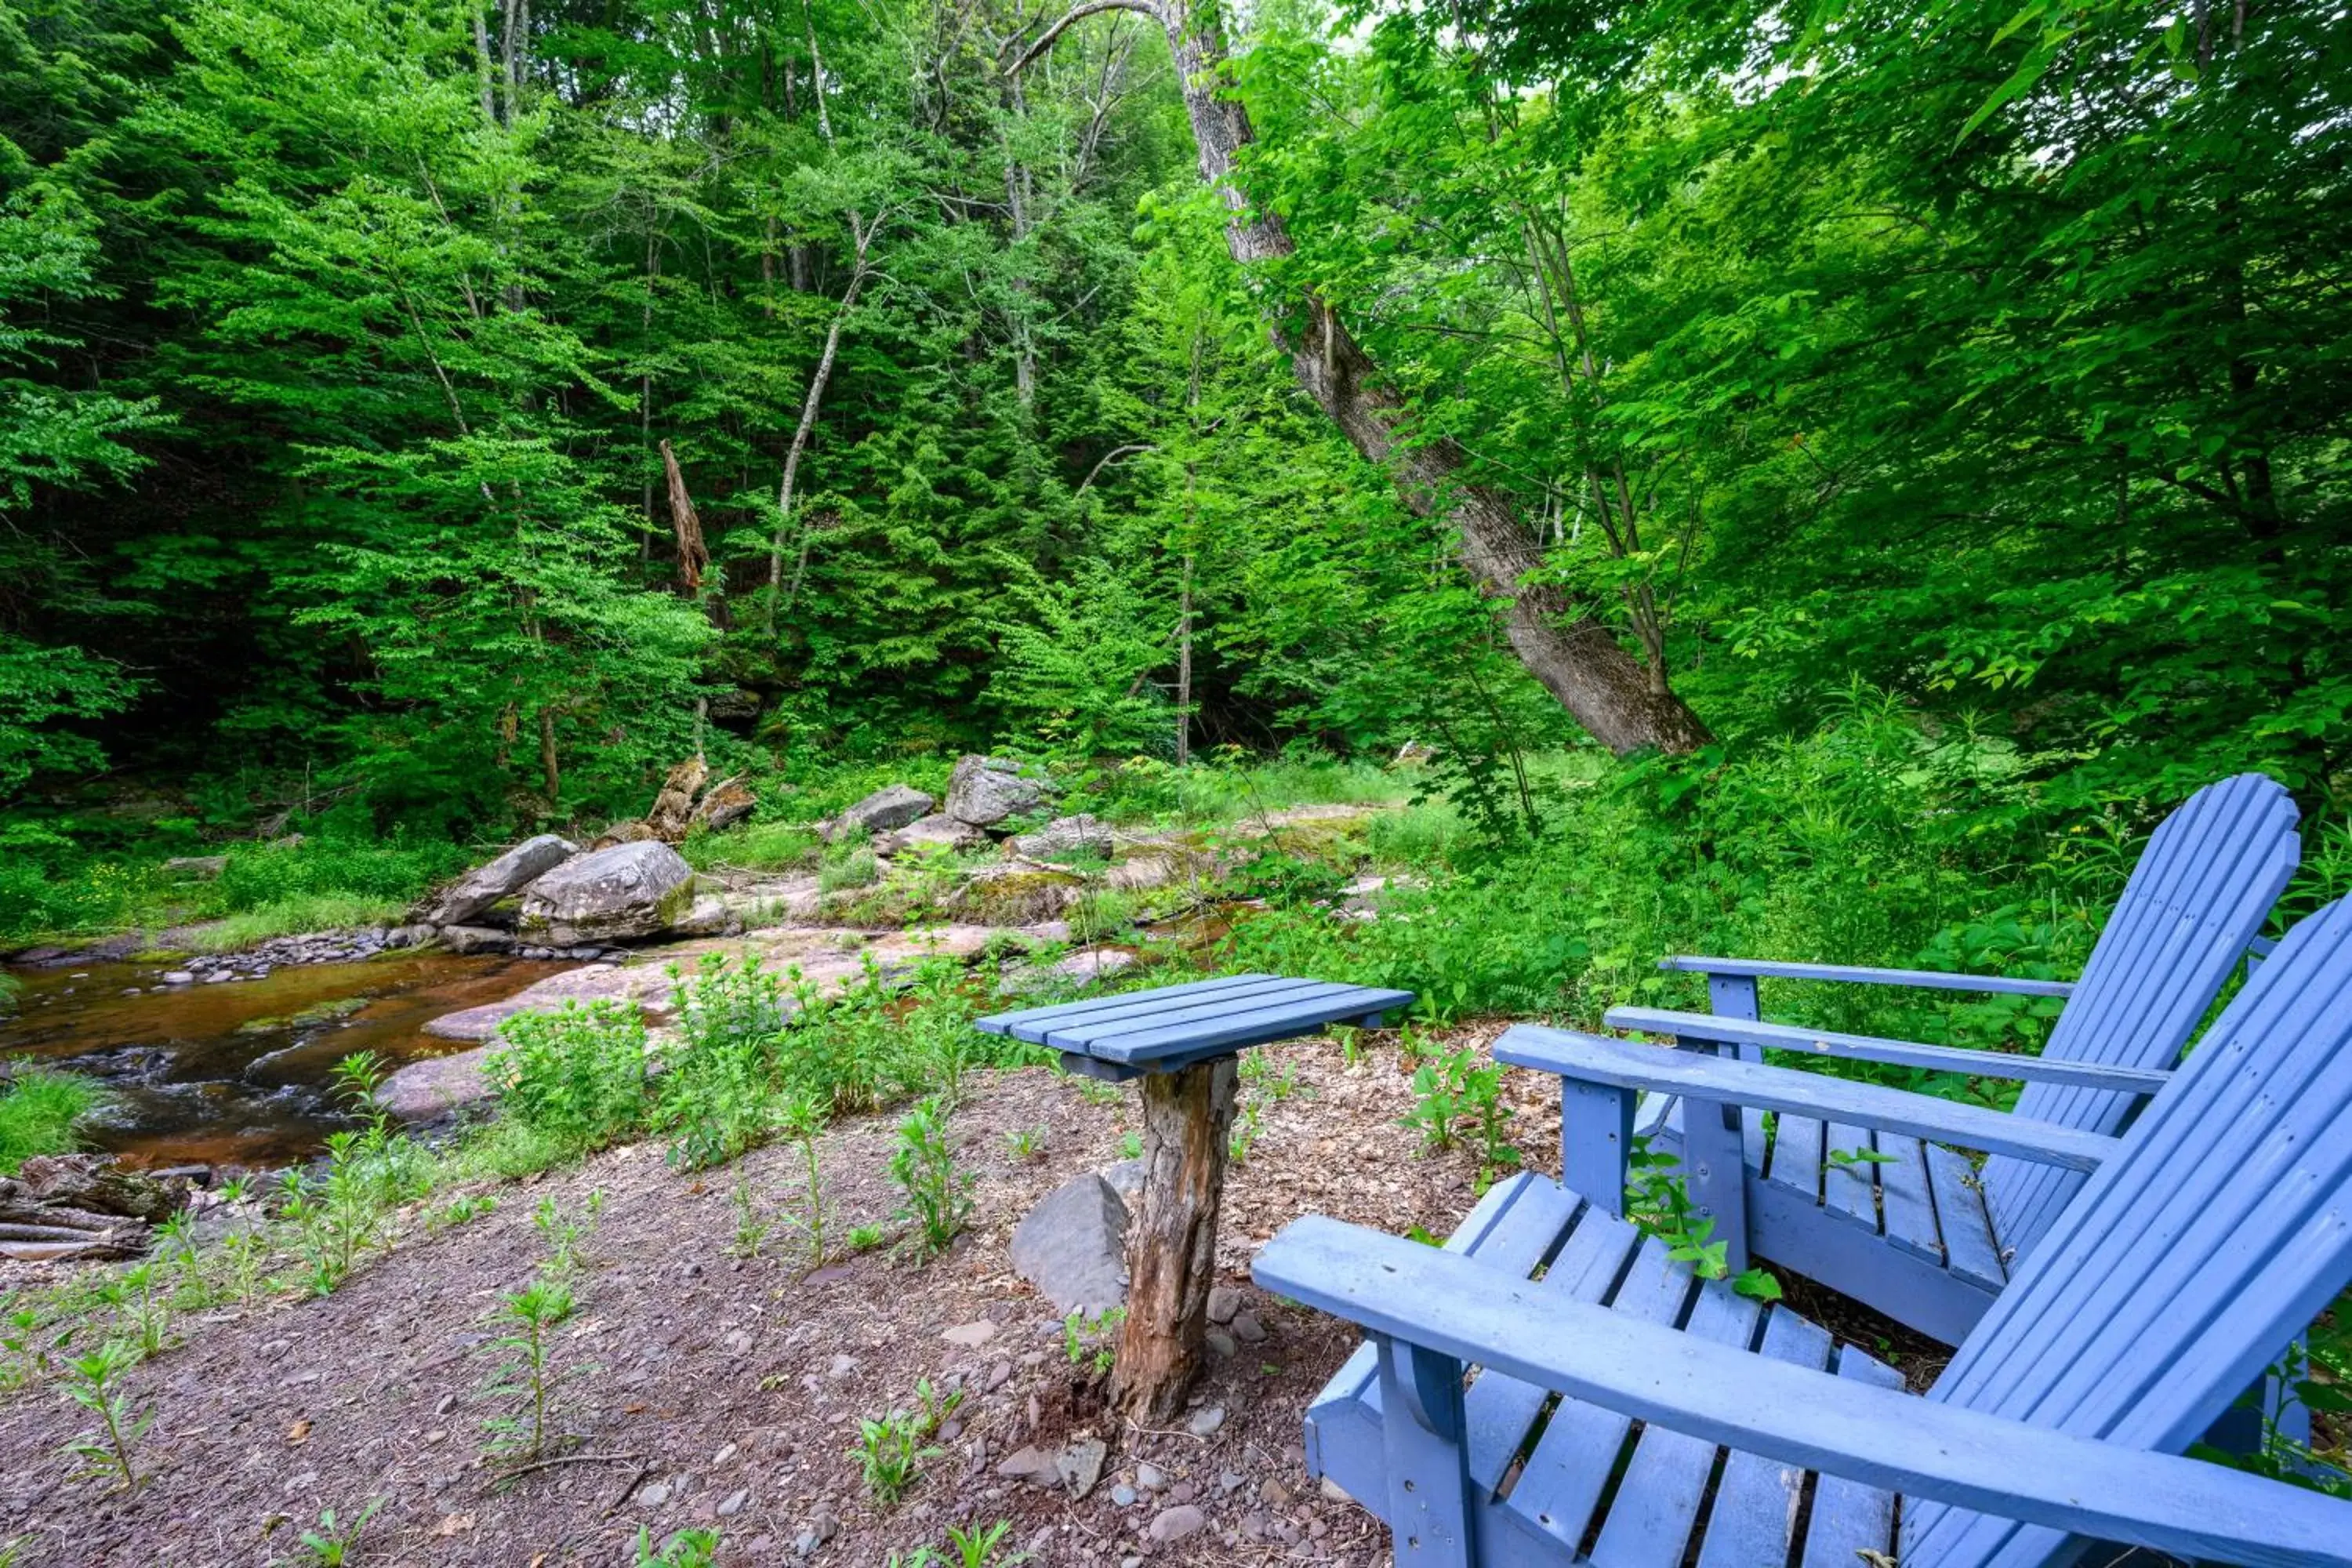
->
1004;0;1159;77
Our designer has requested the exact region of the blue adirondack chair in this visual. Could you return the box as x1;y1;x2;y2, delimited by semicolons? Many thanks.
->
1262;893;2352;1568
1620;771;2299;1342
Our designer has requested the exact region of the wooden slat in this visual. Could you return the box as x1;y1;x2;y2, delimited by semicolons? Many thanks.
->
1923;1144;2005;1294
1767;1113;1825;1200
1658;956;2076;996
976;973;1295;1038
1054;984;1414;1060
1694;1308;1834;1568
1907;894;2352;1565
1876;1135;1943;1265
1498;1238;1692;1552
1587;1281;1765;1568
1253;1216;2352;1567
1494;1029;2118;1172
1609;1007;2169;1091
1985;773;2297;1254
1821;1121;1877;1231
1798;1345;1904;1567
1461;1200;1643;1491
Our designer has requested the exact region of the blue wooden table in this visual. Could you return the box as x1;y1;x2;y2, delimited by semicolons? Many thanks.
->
978;972;1413;1417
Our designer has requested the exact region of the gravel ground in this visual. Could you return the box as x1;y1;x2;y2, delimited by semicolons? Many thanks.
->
0;1027;1593;1568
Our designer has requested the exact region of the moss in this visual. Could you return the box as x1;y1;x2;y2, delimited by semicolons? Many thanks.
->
953;869;1082;925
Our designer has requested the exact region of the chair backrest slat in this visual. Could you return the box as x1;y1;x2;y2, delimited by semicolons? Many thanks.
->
1904;895;2352;1567
1982;773;2299;1257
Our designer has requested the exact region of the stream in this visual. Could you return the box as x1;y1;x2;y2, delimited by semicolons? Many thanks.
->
0;953;571;1170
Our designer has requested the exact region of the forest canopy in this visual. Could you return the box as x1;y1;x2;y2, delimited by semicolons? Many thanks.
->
0;0;2344;840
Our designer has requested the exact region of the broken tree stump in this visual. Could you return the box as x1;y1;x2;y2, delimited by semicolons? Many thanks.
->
1113;1055;1240;1420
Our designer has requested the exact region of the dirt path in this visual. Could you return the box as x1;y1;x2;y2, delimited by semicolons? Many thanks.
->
0;1027;1538;1568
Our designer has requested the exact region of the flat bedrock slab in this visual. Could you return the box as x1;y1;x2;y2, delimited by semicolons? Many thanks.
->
423;833;580;925
1008;814;1112;861
518;840;695;944
1009;1171;1128;1316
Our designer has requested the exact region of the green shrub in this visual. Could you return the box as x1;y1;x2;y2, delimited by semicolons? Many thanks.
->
818;845;879;893
0;1067;100;1174
485;1002;652;1152
657;956;791;1169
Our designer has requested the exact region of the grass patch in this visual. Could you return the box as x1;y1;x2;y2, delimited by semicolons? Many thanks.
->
181;894;410;952
688;820;821;873
0;1067;101;1174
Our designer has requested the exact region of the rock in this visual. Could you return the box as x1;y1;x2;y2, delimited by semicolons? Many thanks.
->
1148;1504;1207;1544
824;784;935;842
519;840;696;945
941;1319;997;1348
593;818;659;849
1319;1477;1352;1504
1186;1405;1225;1438
383;924;438;949
379;1048;497;1120
952;864;1081;924
1258;1479;1290;1506
826;1353;858;1379
707;688;762;724
1057;1437;1108;1499
875;814;981;855
1230;1310;1266;1344
161;971;196;986
647;756;712;842
1136;1463;1165;1491
1098;1158;1145;1208
423;834;579;925
1205;1327;1236;1358
945;754;1054;828
1206;1287;1242;1325
670;895;741;938
717;1489;750;1518
689;776;757;834
162;855;229;880
995;1445;1062;1489
1106;855;1171;891
637;1479;673;1508
1111;1484;1138;1508
1008;1172;1127;1316
437;924;514;956
1051;946;1134;983
1008;813;1113;861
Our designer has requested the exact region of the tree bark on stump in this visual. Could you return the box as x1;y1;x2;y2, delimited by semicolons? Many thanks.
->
1112;1056;1239;1421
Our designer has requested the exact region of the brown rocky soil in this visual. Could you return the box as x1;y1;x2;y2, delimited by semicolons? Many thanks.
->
0;1027;1579;1568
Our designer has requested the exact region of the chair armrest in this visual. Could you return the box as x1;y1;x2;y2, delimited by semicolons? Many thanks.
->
1495;1025;2118;1171
1253;1217;2351;1568
1662;955;2074;997
1606;1007;2170;1094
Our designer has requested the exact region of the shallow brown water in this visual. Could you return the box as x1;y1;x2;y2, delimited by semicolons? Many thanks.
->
0;953;570;1170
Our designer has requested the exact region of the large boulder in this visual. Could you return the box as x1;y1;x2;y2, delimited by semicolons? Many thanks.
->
824;783;935;841
518;840;695;945
1009;813;1112;862
423;833;579;926
945;754;1054;828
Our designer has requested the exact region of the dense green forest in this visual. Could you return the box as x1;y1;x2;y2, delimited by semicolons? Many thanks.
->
2;0;2346;916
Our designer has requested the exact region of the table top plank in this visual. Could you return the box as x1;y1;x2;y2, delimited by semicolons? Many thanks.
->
976;974;1301;1043
977;974;1414;1069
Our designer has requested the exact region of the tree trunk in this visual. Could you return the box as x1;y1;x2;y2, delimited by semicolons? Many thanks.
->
1011;2;1709;755
1112;1056;1237;1421
1175;549;1193;767
767;214;875;630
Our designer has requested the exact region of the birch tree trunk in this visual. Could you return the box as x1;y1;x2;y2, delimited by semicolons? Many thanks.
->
1011;2;1710;755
